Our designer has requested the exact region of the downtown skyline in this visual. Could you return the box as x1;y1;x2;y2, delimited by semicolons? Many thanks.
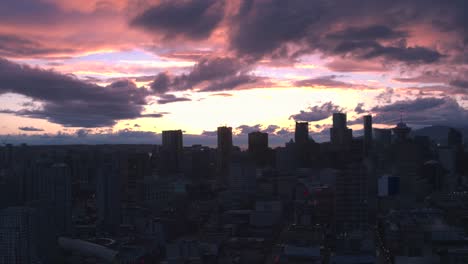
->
0;0;467;145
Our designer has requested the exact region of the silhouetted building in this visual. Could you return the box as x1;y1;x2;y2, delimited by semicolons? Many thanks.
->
126;152;150;205
295;122;309;144
217;126;233;186
183;145;214;181
248;131;269;167
448;128;463;147
363;115;373;156
162;130;183;173
49;163;72;235
0;207;38;264
374;128;392;147
97;157;121;234
330;113;352;147
393;121;411;142
335;163;369;232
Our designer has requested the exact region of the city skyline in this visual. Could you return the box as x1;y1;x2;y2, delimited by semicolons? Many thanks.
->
0;0;467;144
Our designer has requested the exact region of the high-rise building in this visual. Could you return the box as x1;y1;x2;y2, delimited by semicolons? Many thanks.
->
126;152;150;205
217;126;232;186
97;156;121;234
330;113;353;146
374;128;392;147
248;131;269;166
0;207;38;264
295;122;309;144
363;115;373;155
49;163;72;235
448;128;463;147
162;130;184;173
335;163;369;232
393;114;411;142
24;161;72;235
248;131;268;152
229;154;256;200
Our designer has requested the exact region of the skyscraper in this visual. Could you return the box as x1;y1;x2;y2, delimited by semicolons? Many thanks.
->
248;131;269;167
392;121;411;142
295;122;309;144
162;130;184;173
0;207;38;264
448;128;462;147
49;163;72;235
97;156;121;234
217;126;233;186
363;115;373;155
126;152;150;205
330;113;352;146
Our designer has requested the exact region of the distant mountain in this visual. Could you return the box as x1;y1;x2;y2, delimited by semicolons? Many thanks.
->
412;125;468;145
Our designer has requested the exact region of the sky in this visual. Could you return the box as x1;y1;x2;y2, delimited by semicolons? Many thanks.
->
0;0;467;146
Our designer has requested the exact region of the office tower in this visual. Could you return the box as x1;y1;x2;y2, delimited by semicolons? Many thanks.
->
295;122;309;144
183;145;213;181
330;113;353;146
162;130;184;173
448;128;462;147
392;116;411;142
374;128;392;147
335;163;369;232
248;131;268;152
363;115;373;155
229;154;256;202
48;163;72;235
248;131;269;167
97;157;121;234
217;126;233;186
126;152;150;205
0;207;38;264
25;161;72;235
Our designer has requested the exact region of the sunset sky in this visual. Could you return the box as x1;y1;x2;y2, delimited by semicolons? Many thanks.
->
0;0;467;145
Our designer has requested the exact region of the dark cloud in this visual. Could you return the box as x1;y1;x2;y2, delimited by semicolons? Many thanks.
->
326;25;407;41
450;79;468;89
210;93;233;97
294;75;365;89
235;124;286;136
18;126;44;132
354;103;366;114
201;130;217;136
289;102;344;122
236;124;262;135
325;59;387;72
150;72;171;93
0;58;162;127
131;0;225;40
202;74;260;92
263;125;280;134
225;0;466;65
375;87;394;103
157;94;191;104
149;57;261;93
229;0;323;59
76;129;89;138
372;97;446;113
370;97;468;127
333;41;442;63
0;34;74;58
0;0;61;25
394;71;449;83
